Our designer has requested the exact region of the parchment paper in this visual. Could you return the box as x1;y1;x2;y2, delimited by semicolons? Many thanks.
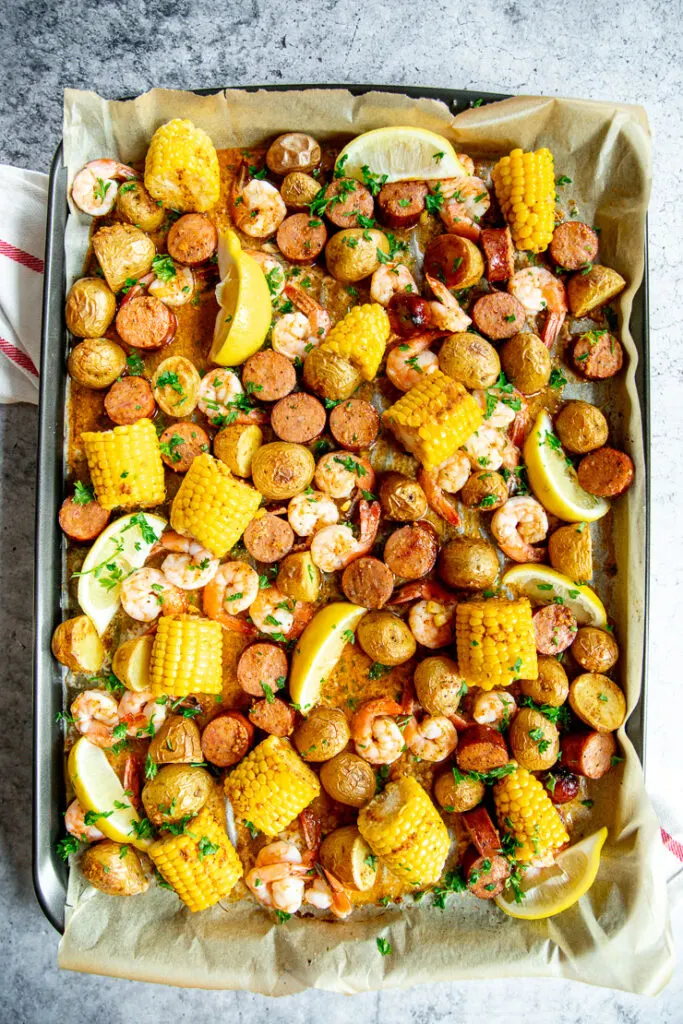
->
57;87;673;995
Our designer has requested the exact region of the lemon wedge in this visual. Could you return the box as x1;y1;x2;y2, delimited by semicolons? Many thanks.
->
524;410;610;523
289;602;367;713
495;827;608;919
77;512;166;636
502;564;607;627
211;228;271;365
68;737;152;850
335;126;468;183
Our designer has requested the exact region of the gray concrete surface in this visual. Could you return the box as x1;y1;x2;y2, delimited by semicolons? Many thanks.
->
1;0;682;1020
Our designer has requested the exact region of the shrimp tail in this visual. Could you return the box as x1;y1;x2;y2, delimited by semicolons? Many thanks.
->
216;613;258;636
417;468;461;527
541;311;566;348
358;500;381;546
389;580;455;605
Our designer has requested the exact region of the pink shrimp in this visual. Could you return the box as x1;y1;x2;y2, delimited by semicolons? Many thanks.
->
433;177;490;241
417;451;471;526
425;274;472;332
508;267;568;348
350;697;405;764
71;159;139;216
310;500;381;573
386;333;441;392
65;798;104;842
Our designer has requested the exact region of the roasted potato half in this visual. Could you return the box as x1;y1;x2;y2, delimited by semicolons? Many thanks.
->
414;656;464;717
116;180;166;232
293;706;350;762
569;673;626;732
81;840;150;896
567;264;626;318
325;229;390;283
319;825;377;891
52;615;105;674
508;708;559;771
213;423;263;478
433;770;485;813
148;716;203;764
548;523;592;581
303;347;362;402
379;472;428;521
112;634;154;692
319;751;376;807
277;551;321;603
92;223;156;294
152;356;201;418
439;332;500;390
519;655;569;707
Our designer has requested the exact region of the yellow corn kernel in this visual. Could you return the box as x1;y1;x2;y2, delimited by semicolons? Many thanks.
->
494;764;569;864
456;598;537;689
492;148;555;254
149;615;223;696
171;452;262;557
225;736;320;837
81;418;165;510
320;303;389;381
144;118;220;213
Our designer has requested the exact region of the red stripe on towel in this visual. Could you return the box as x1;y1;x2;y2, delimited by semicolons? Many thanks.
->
0;238;44;274
661;828;683;862
0;336;39;377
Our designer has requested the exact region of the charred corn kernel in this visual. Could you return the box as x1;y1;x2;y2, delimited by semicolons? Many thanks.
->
144;118;220;213
494;764;569;864
225;736;320;837
149;807;242;911
171;453;262;557
358;776;449;888
81;418;165;510
320;303;389;381
492;148;555;253
149;615;223;696
456;598;537;689
382;369;483;469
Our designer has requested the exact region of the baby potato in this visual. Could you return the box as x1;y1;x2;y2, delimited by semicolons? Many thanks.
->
65;277;117;339
555;401;609;454
567;264;626;318
548;523;593;581
51;615;105;674
148;715;203;764
508;707;559;771
356;610;416;665
214;423;263;477
519;655;569;707
116;180;166;232
152;356;201;418
293;706;350;762
81;840;150;896
437;536;499;590
303;347;362;402
280;172;321;209
251;442;315;500
500;332;551;395
460;470;508;511
414;655;464;716
319;826;377;891
68;338;127;389
277;551;320;603
572;626;619;673
92;222;156;293
433;769;485;812
319;750;376;807
438;332;501;390
112;634;154;692
569;672;626;732
379;472;428;521
142;765;213;826
325;228;390;283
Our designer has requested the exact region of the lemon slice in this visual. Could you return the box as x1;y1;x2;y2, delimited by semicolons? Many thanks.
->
68;736;151;850
77;512;166;636
211;228;271;366
335;126;468;183
524;410;610;523
502;564;607;627
495;827;607;919
289;602;366;713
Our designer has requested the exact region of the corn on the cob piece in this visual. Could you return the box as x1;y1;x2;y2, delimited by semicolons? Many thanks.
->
382;369;482;469
456;598;537;690
494;764;569;864
149;615;223;696
81;418;165;510
149;806;242;911
492;148;555;254
225;736;320;837
144;118;220;213
170;452;261;557
320;303;390;381
358;776;449;888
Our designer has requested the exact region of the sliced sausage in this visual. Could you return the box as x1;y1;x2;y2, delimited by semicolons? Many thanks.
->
115;295;177;350
329;399;379;451
461;806;502;857
387;293;433;337
572;331;623;379
462;845;510;899
322;177;374;228
341;557;394;610
201;711;254;767
456;724;509;773
167;214;218;265
550;222;599;272
242;350;296;402
266;133;321;176
237;642;289;698
249;696;296;736
423;234;483;289
577;447;634;498
533;604;578;655
383;522;438;580
545;769;579;804
561;730;616;779
276;213;328;264
471;292;526;340
480;227;515;283
243;512;295;563
104;376;156;425
59;494;110;542
377;181;428;229
159;422;209;473
271;393;326;443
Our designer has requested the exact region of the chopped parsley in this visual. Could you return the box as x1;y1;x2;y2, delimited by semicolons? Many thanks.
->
549;368;567;389
72;480;94;505
376;937;392;955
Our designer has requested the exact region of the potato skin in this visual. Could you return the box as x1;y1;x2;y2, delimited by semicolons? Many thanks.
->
569;672;626;732
500;333;551;395
555;401;609;455
319;751;376;807
293;707;350;762
280;172;321;209
68;338;127;389
356;610;416;665
51;615;105;673
438;332;501;390
319;825;377;891
379;472;428;521
324;229;390;283
81;840;150;896
277;551;320;603
251;442;315;500
142;765;212;826
303;347;362;402
508;707;559;771
65;277;117;339
571;626;619;673
92;223;156;294
112;634;154;692
414;656;464;716
116;180;166;232
548;523;593;581
438;536;499;590
460;471;508;511
434;770;485;812
148;716;203;764
519;655;569;707
567;264;626;318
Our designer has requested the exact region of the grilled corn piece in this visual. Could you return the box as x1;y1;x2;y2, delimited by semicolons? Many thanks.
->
149;807;242;911
492;148;555;254
144;118;220;213
225;736;320;837
494;764;569;864
81;418;165;510
149;615;223;697
358;776;449;888
383;369;482;469
170;452;262;557
320;303;389;381
456;598;537;689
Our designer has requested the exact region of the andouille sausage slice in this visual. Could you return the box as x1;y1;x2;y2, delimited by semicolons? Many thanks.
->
377;181;428;229
572;331;624;379
242;350;296;402
456;724;509;773
387;293;433;337
59;494;111;542
461;806;502;857
237;642;289;698
560;730;616;779
462;845;510;899
167;214;218;265
104;376;156;425
243;512;295;563
341;557;394;610
271;393;326;443
116;295;176;350
550;222;599;272
471;292;526;340
480;227;515;283
329;399;379;451
383;522;438;580
423;234;482;289
533;604;578;655
545;769;579;804
276;213;327;264
159;422;210;473
249;696;296;736
322;177;374;228
201;711;254;768
577;447;634;498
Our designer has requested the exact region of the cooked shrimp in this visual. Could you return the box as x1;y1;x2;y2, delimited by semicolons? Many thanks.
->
386;333;439;392
71;159;139;216
472;387;519;429
303;870;352;919
118;689;167;738
197;368;267;426
472;690;517;727
310;500;380;573
462;424;508;471
408;598;457;649
272;283;331;361
243;251;286;298
120;568;187;622
245;841;310;914
287;490;339;537
203;562;260;633
403;716;458;762
389;579;455;605
418;451;471;526
65;798;104;842
148;263;195;308
156;531;219;590
370;263;418;307
314;451;374;499
438;177;490;240
232;168;287;239
491;495;548;562
351;697;405;765
508;268;568;348
71;689;120;749
425;274;472;332
250;586;313;639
